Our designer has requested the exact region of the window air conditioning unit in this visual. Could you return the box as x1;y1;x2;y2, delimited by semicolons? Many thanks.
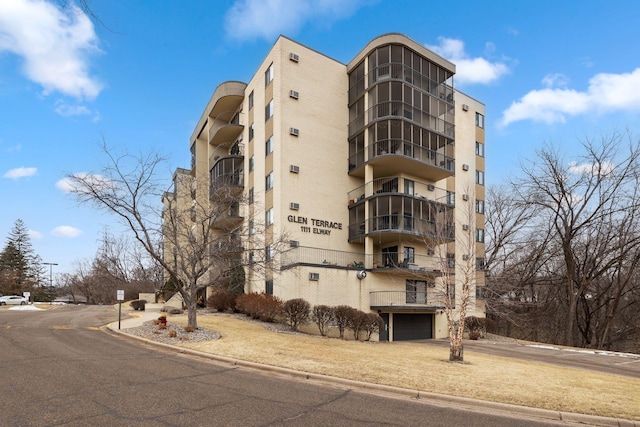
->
290;127;299;136
290;202;300;210
462;194;469;201
462;104;469;111
427;249;434;255
462;224;469;231
289;52;300;62
289;165;300;173
427;184;435;191
289;90;299;99
289;240;299;247
309;272;320;281
462;164;469;171
463;254;470;260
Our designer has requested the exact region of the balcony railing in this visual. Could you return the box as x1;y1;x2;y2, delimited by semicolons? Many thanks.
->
210;173;244;197
348;177;451;205
348;217;454;241
372;251;445;274
281;246;366;270
348;140;454;174
370;291;446;308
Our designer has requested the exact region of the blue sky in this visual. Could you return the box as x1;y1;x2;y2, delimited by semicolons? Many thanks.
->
1;0;640;276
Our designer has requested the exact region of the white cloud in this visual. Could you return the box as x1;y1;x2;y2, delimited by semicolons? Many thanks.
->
500;68;640;127
569;161;614;177
54;100;91;117
51;225;82;238
56;173;113;193
426;37;510;85
542;73;569;88
0;0;103;100
28;229;43;239
4;166;37;179
224;0;368;42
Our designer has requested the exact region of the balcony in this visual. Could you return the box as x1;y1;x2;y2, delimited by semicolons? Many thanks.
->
371;251;447;277
348;178;451;206
210;202;243;231
210;157;244;198
348;139;454;180
209;121;244;147
281;246;366;270
370;291;446;309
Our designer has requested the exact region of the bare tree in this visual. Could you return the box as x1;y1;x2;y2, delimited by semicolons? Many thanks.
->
492;132;640;348
419;190;478;362
65;144;284;328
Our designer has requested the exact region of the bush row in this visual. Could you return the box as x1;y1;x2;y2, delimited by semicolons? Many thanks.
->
206;291;384;341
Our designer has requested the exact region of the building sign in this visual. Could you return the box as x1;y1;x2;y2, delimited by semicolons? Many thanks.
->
287;215;342;236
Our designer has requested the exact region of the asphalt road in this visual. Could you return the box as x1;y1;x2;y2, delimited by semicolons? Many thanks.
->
0;305;577;426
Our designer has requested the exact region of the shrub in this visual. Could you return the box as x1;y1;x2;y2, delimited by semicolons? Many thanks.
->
348;310;369;340
184;325;195;333
334;305;356;339
167;329;177;338
167;307;183;315
312;305;335;336
130;299;147;311
207;290;238;312
465;316;486;339
236;293;282;322
282;298;311;331
256;293;282;322
236;293;261;318
364;313;384;341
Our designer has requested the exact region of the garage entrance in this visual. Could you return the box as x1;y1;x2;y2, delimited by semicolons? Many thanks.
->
393;313;433;341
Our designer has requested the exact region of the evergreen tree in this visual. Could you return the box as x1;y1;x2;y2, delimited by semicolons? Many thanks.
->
0;219;42;295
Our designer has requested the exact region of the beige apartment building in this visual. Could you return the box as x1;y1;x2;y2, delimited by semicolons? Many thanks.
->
176;33;486;341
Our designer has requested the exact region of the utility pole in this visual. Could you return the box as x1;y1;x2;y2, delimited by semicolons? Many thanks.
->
43;262;58;287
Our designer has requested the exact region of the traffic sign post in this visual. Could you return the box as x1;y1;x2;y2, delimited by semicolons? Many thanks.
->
117;290;125;329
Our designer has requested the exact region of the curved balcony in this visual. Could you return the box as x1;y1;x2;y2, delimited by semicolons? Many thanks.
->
210;202;243;231
349;139;454;180
210;156;244;198
207;81;246;122
348;192;454;244
348;178;451;205
209;121;244;147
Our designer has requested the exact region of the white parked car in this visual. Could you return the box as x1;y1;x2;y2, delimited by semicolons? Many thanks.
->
0;295;28;305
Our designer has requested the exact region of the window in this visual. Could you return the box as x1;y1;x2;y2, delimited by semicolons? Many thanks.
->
446;191;455;206
475;142;484;157
447;283;456;300
249;123;254;141
266;244;274;261
265;208;273;226
248;187;254;203
248;91;254;110
447;253;455;268
249;156;254;172
476;170;485;186
249;220;254;235
405;280;426;304
476;199;484;214
403;246;415;263
476;228;485;243
475;112;484;129
265;136;273;156
476;286;485;299
404;179;414;195
476;257;486;270
265;279;273;294
265;99;274;121
265;64;274;87
265;172;274;191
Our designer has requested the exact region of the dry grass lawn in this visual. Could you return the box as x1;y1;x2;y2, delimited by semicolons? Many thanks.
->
169;313;640;421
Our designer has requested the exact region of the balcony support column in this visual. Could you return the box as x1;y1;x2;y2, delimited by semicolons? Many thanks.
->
364;163;374;269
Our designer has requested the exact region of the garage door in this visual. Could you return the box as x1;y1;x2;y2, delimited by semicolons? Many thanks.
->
393;313;432;341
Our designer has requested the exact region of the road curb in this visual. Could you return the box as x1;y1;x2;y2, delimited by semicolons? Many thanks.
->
103;322;637;426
